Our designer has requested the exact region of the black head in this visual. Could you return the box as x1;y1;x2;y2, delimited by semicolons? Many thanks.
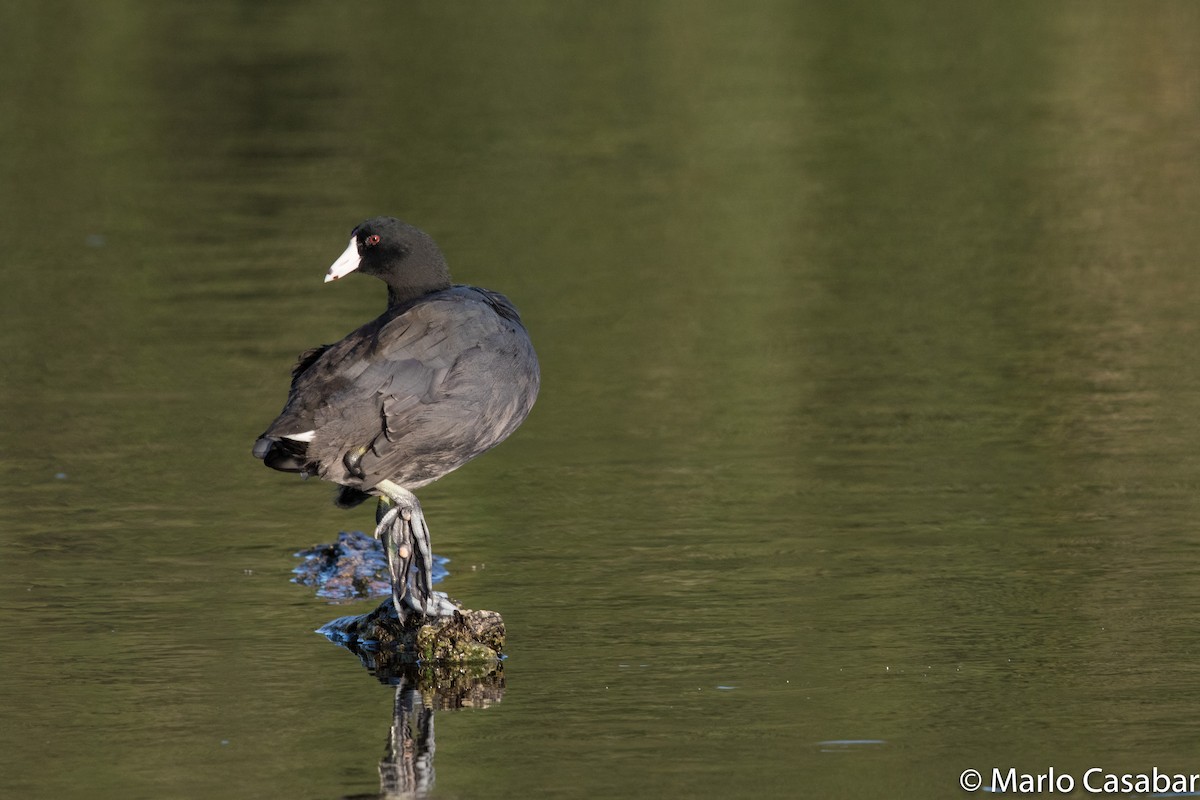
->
325;217;452;307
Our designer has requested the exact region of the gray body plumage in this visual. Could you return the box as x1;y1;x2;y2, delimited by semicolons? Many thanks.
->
255;285;539;493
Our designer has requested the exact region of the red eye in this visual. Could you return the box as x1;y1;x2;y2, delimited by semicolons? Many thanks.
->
365;234;381;246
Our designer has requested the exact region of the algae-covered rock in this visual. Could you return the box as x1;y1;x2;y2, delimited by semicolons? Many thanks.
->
320;597;505;675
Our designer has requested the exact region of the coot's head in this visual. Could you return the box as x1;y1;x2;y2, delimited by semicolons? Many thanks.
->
325;217;451;306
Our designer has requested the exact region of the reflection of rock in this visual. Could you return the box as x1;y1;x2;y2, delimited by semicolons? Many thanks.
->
294;531;447;602
320;599;505;682
340;662;505;800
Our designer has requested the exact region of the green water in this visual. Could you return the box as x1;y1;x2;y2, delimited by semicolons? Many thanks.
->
3;2;1200;797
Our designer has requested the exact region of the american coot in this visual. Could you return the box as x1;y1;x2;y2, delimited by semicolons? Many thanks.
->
253;217;539;619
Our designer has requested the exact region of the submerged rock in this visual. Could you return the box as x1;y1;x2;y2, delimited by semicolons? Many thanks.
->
293;530;447;601
293;530;391;600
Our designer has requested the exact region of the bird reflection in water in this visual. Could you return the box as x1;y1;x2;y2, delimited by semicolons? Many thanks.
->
333;633;505;800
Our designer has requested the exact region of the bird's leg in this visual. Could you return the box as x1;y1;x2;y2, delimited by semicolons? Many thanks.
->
375;480;458;618
376;497;412;620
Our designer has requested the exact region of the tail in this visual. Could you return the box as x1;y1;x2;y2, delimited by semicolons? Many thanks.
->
252;436;310;473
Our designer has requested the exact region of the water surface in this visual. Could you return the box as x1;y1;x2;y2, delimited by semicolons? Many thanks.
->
3;2;1200;798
